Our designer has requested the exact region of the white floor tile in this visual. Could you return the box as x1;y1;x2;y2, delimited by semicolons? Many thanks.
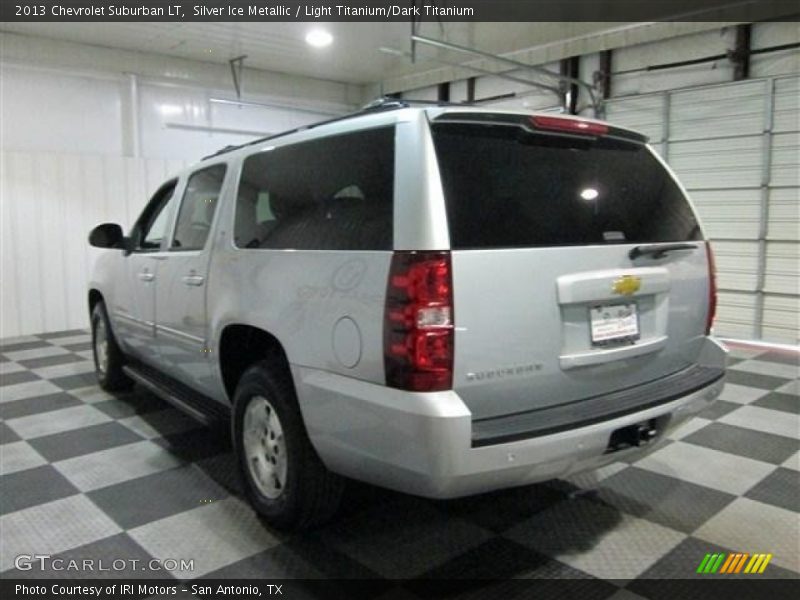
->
31;360;95;379
667;417;712;440
730;360;799;380
0;495;121;571
781;451;799;472
635;442;776;496
6;405;111;439
694;497;800;572
0;362;25;376
0;380;62;404
718;405;800;440
53;440;183;492
717;383;769;404
0;441;47;476
3;346;70;362
129;497;280;578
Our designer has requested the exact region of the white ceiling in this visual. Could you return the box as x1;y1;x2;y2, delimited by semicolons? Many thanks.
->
1;22;631;85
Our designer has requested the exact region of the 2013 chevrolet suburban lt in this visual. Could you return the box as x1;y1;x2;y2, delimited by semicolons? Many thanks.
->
88;101;727;529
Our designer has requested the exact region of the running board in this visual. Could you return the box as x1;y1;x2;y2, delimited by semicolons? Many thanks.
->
122;363;230;425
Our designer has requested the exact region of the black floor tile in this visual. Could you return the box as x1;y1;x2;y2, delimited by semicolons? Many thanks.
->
755;351;800;367
38;329;88;340
93;391;170;419
683;422;800;465
0;340;52;353
589;467;736;533
0;466;79;515
442;482;571;533
18;353;87;369
63;342;92;352
29;422;144;462
752;392;799;415
725;370;793;391
745;468;800;513
698;399;741;421
0;392;82;420
50;372;99;391
89;465;230;530
0;370;41;387
200;545;319;579
153;427;231;463
0;421;21;444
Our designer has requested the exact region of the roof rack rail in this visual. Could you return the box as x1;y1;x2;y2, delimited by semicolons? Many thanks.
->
201;96;464;161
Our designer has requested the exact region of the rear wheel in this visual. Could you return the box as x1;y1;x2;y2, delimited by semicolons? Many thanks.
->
233;360;344;529
91;302;133;391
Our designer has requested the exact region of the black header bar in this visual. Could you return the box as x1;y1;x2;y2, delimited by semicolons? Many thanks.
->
2;0;799;22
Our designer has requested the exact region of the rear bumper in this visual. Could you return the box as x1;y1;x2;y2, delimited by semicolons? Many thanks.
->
294;337;727;499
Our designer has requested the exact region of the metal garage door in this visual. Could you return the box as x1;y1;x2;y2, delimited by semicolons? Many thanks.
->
606;75;799;345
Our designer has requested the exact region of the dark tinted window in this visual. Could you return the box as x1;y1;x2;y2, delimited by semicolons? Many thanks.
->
172;164;226;251
134;180;177;251
234;127;395;250
431;123;700;249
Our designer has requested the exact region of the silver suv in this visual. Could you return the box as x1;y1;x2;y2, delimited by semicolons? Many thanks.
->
88;102;727;529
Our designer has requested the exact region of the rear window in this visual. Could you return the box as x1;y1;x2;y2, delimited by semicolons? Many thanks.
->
431;122;701;249
234;126;395;251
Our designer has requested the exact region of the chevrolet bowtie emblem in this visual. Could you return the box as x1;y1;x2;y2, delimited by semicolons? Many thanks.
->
612;275;641;296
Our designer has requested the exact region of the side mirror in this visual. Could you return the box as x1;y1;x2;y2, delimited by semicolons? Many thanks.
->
88;223;125;249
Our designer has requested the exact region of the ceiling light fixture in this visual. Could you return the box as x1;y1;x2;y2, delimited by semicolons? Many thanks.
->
305;30;333;48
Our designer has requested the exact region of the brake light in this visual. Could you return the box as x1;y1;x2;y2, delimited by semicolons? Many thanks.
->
705;241;717;335
384;251;454;392
530;115;609;136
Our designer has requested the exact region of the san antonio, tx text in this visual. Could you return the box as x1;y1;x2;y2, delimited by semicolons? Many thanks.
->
16;584;281;596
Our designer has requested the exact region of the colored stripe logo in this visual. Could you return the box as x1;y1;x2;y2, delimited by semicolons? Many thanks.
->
696;552;772;574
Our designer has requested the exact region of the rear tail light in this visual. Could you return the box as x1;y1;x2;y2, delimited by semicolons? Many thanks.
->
530;115;609;136
705;241;717;335
384;251;454;392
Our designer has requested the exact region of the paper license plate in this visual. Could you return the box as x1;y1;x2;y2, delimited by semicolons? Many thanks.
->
590;303;639;344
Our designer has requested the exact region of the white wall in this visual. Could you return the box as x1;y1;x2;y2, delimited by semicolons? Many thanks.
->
0;33;360;338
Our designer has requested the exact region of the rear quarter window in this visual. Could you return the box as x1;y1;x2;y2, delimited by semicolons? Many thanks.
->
431;122;701;249
234;126;395;251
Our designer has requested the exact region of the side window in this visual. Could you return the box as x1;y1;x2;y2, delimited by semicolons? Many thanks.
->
171;164;227;251
234;126;395;250
135;180;177;251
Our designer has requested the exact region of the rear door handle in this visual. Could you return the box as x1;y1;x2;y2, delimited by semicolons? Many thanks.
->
182;274;205;286
138;271;155;282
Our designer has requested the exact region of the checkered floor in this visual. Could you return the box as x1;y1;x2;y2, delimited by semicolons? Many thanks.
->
1;330;798;596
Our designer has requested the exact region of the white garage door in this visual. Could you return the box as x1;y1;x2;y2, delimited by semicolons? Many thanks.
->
606;75;799;345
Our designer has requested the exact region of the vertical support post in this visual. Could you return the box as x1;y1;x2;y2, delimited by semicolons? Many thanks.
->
466;76;476;103
661;92;671;162
128;73;140;159
438;82;450;103
732;24;752;81
599;50;612;100
567;56;580;115
754;78;775;340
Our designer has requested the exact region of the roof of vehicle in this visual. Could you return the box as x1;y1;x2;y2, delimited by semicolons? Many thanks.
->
200;97;648;163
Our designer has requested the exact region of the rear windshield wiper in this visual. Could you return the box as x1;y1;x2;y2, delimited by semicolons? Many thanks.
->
629;243;697;260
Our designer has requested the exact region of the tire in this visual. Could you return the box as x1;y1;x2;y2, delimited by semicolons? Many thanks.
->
233;359;344;530
91;301;133;392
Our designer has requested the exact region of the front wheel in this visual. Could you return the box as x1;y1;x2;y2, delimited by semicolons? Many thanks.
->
91;302;133;392
233;360;344;530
